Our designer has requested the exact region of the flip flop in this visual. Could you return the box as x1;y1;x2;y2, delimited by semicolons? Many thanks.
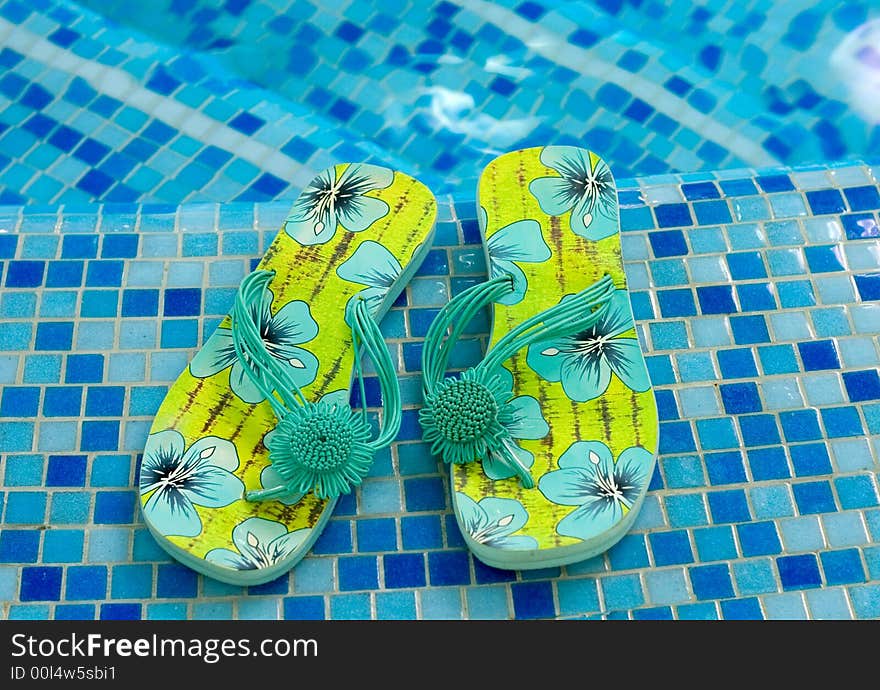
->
420;146;658;570
139;163;437;585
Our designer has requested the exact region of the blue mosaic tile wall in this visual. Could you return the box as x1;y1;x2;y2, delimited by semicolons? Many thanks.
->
1;161;879;620
1;0;879;206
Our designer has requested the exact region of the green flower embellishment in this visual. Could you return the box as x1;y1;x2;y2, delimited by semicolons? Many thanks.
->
284;163;393;246
526;289;650;402
529;146;618;240
259;394;373;500
419;365;549;484
538;440;652;542
205;517;312;571
457;493;539;550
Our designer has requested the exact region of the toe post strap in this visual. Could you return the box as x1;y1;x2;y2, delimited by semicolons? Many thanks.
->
420;272;617;488
230;271;401;502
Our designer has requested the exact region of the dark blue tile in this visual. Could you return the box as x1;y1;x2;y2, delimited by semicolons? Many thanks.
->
608;533;650;569
5;260;45;287
843;185;880;211
99;603;142;620
658;421;696;453
404;477;446;511
247;574;289;596
707;489;751;523
338;556;379;590
81;421;120;452
738;414;781;446
633;606;674;620
648;229;688;256
93;489;133;522
427;550;470;586
156;563;198;597
65;354;104;383
689;564;734;600
705;451;748;485
163;288;201;316
756;174;794;192
696;285;737;314
720;597;764;620
228;111;265;135
122;289;159;317
77;169;114;197
730;315;770;344
46;454;87;486
101;234;139;258
512;581;555;619
789;443;832;477
797;340;840;370
654;389;678;421
356;518;397;552
73;138;111;166
49;125;83;152
35;322;73;351
648;530;694;565
657;288;696;317
820;406;863;438
820;548;865;585
61;234;98;259
20;567;63;601
842;370;880;402
805;189;846;215
0;234;17;258
310;521;352;554
779;409;822;442
736;521;782;557
747;446;790;480
85;386;125;417
473;558;516;584
842;213;880;240
400;515;442;550
85;261;123;287
777;554;822;590
726;252;767;280
654;204;693;228
383;553;425;588
0;387;40;417
719;382;761;414
716;348;758;379
0;530;40;563
681;182;720;200
854;273;880;300
46;261;83;287
66;566;107;600
792;481;837;514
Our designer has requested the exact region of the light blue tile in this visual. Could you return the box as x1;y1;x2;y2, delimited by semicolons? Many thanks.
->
691;317;732;347
802;373;845;406
358;479;402;514
644;568;689;605
830;439;875;472
762;592;807;620
821;512;868;547
418;588;463;620
555;578;601;616
806;588;853;620
678;386;720;418
293;558;335;594
750;485;795;519
769;312;811;341
779;516;826;552
466;585;510;619
733;558;778;596
760;379;804;410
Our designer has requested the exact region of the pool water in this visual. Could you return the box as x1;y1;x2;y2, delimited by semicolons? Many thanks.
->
0;0;879;204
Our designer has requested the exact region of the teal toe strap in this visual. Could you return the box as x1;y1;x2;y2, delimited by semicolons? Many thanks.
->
420;273;616;488
230;270;402;501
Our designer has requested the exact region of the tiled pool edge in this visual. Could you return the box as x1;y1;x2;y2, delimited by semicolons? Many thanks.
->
1;159;879;620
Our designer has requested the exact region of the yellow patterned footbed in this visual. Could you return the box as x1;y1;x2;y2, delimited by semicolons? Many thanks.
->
453;147;659;554
142;165;436;567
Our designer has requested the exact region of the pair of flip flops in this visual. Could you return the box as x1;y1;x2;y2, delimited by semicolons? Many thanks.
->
139;146;659;585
